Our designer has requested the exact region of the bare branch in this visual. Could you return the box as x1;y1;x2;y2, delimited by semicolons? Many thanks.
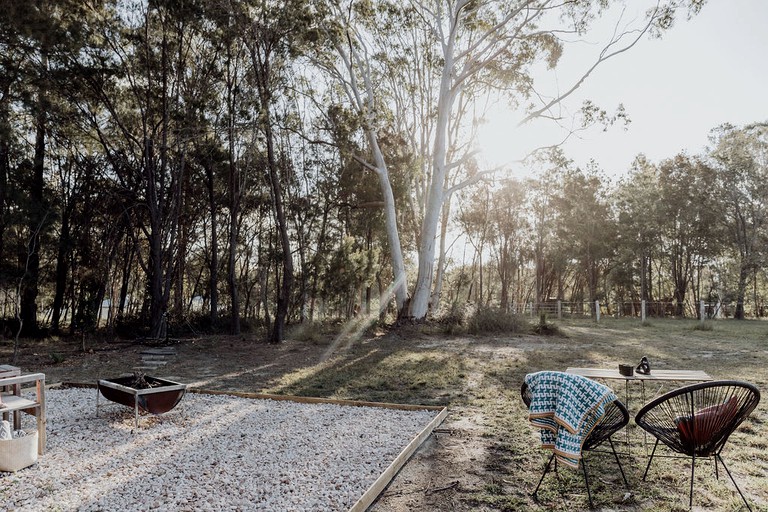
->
351;153;381;174
446;167;501;197
520;4;660;126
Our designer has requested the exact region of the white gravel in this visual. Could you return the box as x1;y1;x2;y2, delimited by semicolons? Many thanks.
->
1;388;440;511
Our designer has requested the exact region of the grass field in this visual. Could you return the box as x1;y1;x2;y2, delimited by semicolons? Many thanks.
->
273;317;768;511
5;316;765;510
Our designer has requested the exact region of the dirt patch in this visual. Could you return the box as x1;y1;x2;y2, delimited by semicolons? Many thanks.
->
1;335;326;391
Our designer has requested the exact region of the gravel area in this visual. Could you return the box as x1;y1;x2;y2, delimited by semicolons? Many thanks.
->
1;388;440;511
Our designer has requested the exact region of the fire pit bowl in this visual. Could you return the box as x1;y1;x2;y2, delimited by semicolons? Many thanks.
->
97;375;187;428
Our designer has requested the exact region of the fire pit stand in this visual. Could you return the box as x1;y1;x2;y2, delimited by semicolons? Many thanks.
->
96;376;187;428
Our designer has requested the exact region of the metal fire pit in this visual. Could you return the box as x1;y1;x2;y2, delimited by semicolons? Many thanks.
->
97;376;187;428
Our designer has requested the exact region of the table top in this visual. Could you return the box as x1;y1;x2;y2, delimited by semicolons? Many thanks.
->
566;367;713;382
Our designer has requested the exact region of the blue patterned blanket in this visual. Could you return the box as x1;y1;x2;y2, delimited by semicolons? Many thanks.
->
524;371;616;468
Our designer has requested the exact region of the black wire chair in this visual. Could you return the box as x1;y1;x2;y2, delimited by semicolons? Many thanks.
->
635;380;761;511
521;381;629;508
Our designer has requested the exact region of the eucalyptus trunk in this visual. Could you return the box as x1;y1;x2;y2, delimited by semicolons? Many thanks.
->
205;163;219;323
263;108;292;344
50;209;72;333
144;137;167;339
735;265;749;320
368;132;407;312
430;194;452;314
20;79;48;336
227;145;240;335
0;91;8;269
410;40;456;320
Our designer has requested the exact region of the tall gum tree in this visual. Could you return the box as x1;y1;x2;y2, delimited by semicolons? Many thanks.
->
78;1;204;338
239;0;314;342
0;0;95;335
552;164;616;308
711;123;768;319
312;3;409;312
613;156;664;305
657;154;719;316
318;0;705;320
407;0;705;319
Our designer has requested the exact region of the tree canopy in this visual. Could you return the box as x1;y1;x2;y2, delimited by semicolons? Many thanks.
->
5;0;767;346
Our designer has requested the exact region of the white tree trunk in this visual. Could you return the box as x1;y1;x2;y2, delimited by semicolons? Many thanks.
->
326;0;677;320
429;196;452;312
323;21;409;315
410;31;456;319
368;132;408;312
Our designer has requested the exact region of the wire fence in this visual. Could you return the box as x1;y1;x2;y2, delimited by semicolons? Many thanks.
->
512;300;760;320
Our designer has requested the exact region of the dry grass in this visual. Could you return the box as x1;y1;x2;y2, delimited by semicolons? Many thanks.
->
482;317;768;511
266;316;768;511
5;316;766;510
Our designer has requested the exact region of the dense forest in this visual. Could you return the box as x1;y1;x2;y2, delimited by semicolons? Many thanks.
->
1;0;765;343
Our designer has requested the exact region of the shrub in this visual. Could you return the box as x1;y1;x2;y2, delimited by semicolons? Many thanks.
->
185;313;267;335
435;303;467;334
467;308;526;334
531;312;562;336
693;320;714;331
287;321;333;343
49;352;65;364
113;315;148;339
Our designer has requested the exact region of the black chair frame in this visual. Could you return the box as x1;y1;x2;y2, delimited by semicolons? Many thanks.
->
521;381;630;508
635;380;760;511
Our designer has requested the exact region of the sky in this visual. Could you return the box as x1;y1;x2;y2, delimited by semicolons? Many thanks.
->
477;0;768;182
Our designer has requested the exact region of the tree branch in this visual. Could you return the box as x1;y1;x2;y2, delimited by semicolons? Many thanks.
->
520;4;660;126
446;167;501;197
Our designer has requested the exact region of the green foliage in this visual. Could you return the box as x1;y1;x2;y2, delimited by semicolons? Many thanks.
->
0;0;757;342
322;236;381;316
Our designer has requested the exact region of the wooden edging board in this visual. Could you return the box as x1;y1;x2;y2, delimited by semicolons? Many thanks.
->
58;382;448;512
349;405;448;512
